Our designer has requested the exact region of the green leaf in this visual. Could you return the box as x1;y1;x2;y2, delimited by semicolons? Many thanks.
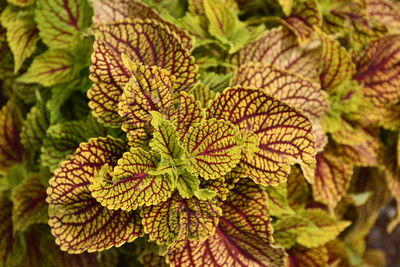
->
203;0;250;53
7;0;35;6
150;111;185;160
183;119;242;180
20;105;49;152
35;0;92;48
11;173;48;231
89;148;174;211
1;8;39;72
296;209;351;248
41;118;107;172
17;49;76;87
264;182;295;217
0;101;23;173
0;192;23;267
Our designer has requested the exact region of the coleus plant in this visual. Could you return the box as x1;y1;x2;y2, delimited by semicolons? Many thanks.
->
0;0;400;266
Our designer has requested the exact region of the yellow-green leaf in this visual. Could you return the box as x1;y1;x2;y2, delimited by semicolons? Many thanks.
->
17;49;76;87
47;137;143;253
11;173;48;231
167;179;285;267
89;19;198;126
183;119;241;180
232;26;321;80
208;87;316;185
89;148;174;211
141;193;222;247
35;0;92;48
118;62;175;131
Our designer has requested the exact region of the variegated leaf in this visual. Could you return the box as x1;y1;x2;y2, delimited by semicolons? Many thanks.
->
46;137;143;253
208;87;316;185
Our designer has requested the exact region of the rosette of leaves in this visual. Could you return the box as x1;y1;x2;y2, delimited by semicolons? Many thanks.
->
1;0;400;266
46;5;319;263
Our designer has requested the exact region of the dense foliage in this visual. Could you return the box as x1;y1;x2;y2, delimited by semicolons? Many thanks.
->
1;0;400;266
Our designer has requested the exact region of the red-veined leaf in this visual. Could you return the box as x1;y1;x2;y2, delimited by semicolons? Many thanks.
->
92;0;193;50
183;119;242;180
354;35;400;107
88;19;198;126
312;146;354;207
141;192;222;246
89;148;174;211
35;0;92;48
167;179;285;267
46;137;143;253
232;26;321;80
208;87;316;185
0;101;23;172
288;245;329;267
232;63;328;120
169;92;203;140
283;0;321;44
11;174;48;231
320;33;356;90
118;61;175;131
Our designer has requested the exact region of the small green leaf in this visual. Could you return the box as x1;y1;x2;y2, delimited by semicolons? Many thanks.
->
17;49;76;86
150;111;185;160
203;0;250;53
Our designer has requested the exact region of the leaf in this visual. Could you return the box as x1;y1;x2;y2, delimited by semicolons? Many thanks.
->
208;87;316;185
283;0;321;44
322;3;387;45
11;173;48;231
3;11;39;72
169;92;203;139
288;245;329;267
287;167;310;210
17;49;76;87
363;0;400;34
89;19;198;126
296;209;351;248
189;83;215;108
320;33;356;91
203;0;250;53
89;148;174;211
118;62;175;131
167;179;285;267
381;135;400;232
46;137;143;253
7;0;35;7
277;0;293;16
0;193;23;267
273;216;313;249
141;192;222;246
91;0;193;50
35;0;92;48
20;105;49;152
0;101;23;172
41;119;107;172
150;111;185;160
232;63;328;120
354;35;400;107
312;146;354;207
183;119;241;180
232;26;321;80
